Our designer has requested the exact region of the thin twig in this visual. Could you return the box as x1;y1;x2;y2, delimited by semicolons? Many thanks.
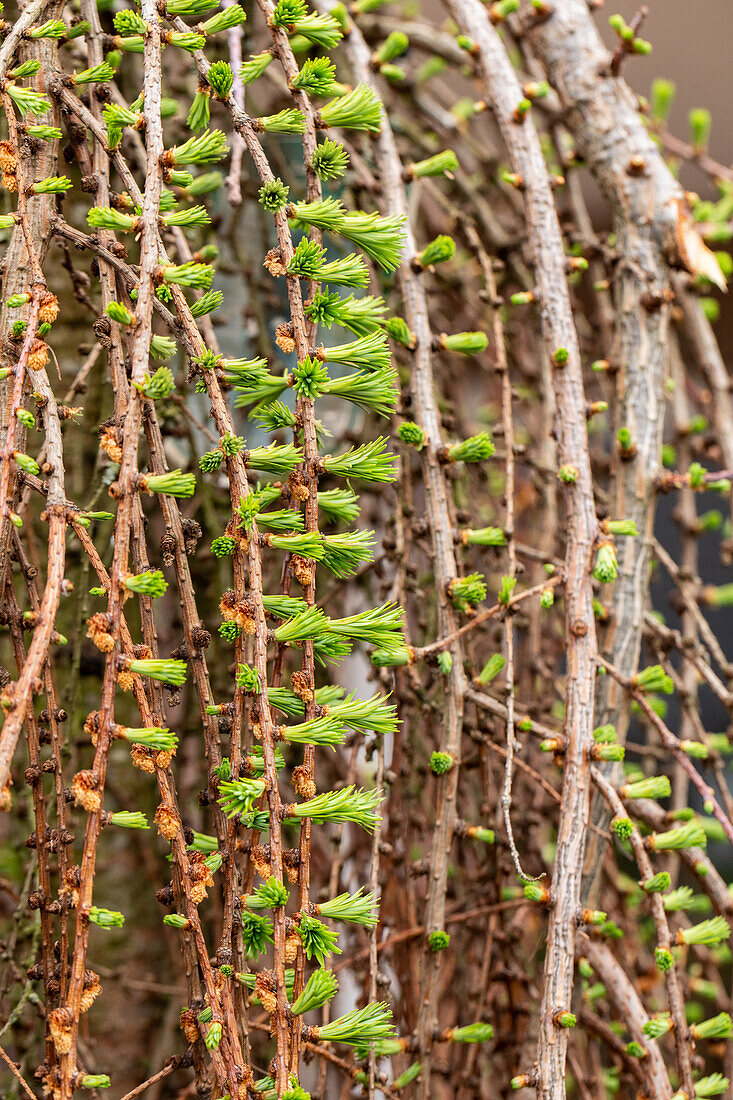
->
0;1041;37;1099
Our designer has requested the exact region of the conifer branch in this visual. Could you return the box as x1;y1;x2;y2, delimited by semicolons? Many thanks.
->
440;6;599;1097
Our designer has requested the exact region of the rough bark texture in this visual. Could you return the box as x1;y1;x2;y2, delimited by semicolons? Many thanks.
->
443;3;599;1095
0;22;60;596
320;14;469;1090
527;0;712;907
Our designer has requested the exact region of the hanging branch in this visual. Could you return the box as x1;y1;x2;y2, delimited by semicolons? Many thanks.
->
441;3;598;1096
579;935;671;1100
0;85;66;799
526;0;726;912
314;8;471;1090
601;659;733;844
0;0;60;596
590;765;694;1096
478;238;527;878
255;1;326;1056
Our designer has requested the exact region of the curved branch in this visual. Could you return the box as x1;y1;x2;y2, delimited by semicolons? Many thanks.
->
578;935;670;1100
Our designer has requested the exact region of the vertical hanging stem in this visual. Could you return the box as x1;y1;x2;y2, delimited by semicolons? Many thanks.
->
441;3;598;1095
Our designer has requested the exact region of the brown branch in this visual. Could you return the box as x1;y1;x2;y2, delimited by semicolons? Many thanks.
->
115;1056;185;1100
674;275;733;478
601;658;733;845
0;21;60;595
0;0;50;79
0;84;67;796
578;936;670;1100
254;2;327;1070
590;766;693;1096
477;225;530;879
10;531;71;1008
333;898;527;971
0;1041;37;1099
58;4;169;1092
525;0;722;919
443;4;599;1096
631;798;733;918
315;9;471;1090
466;688;564;745
414;575;562;658
4;582;57;1067
656;126;733;187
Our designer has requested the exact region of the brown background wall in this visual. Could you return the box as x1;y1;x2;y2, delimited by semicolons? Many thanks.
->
604;1;733;175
